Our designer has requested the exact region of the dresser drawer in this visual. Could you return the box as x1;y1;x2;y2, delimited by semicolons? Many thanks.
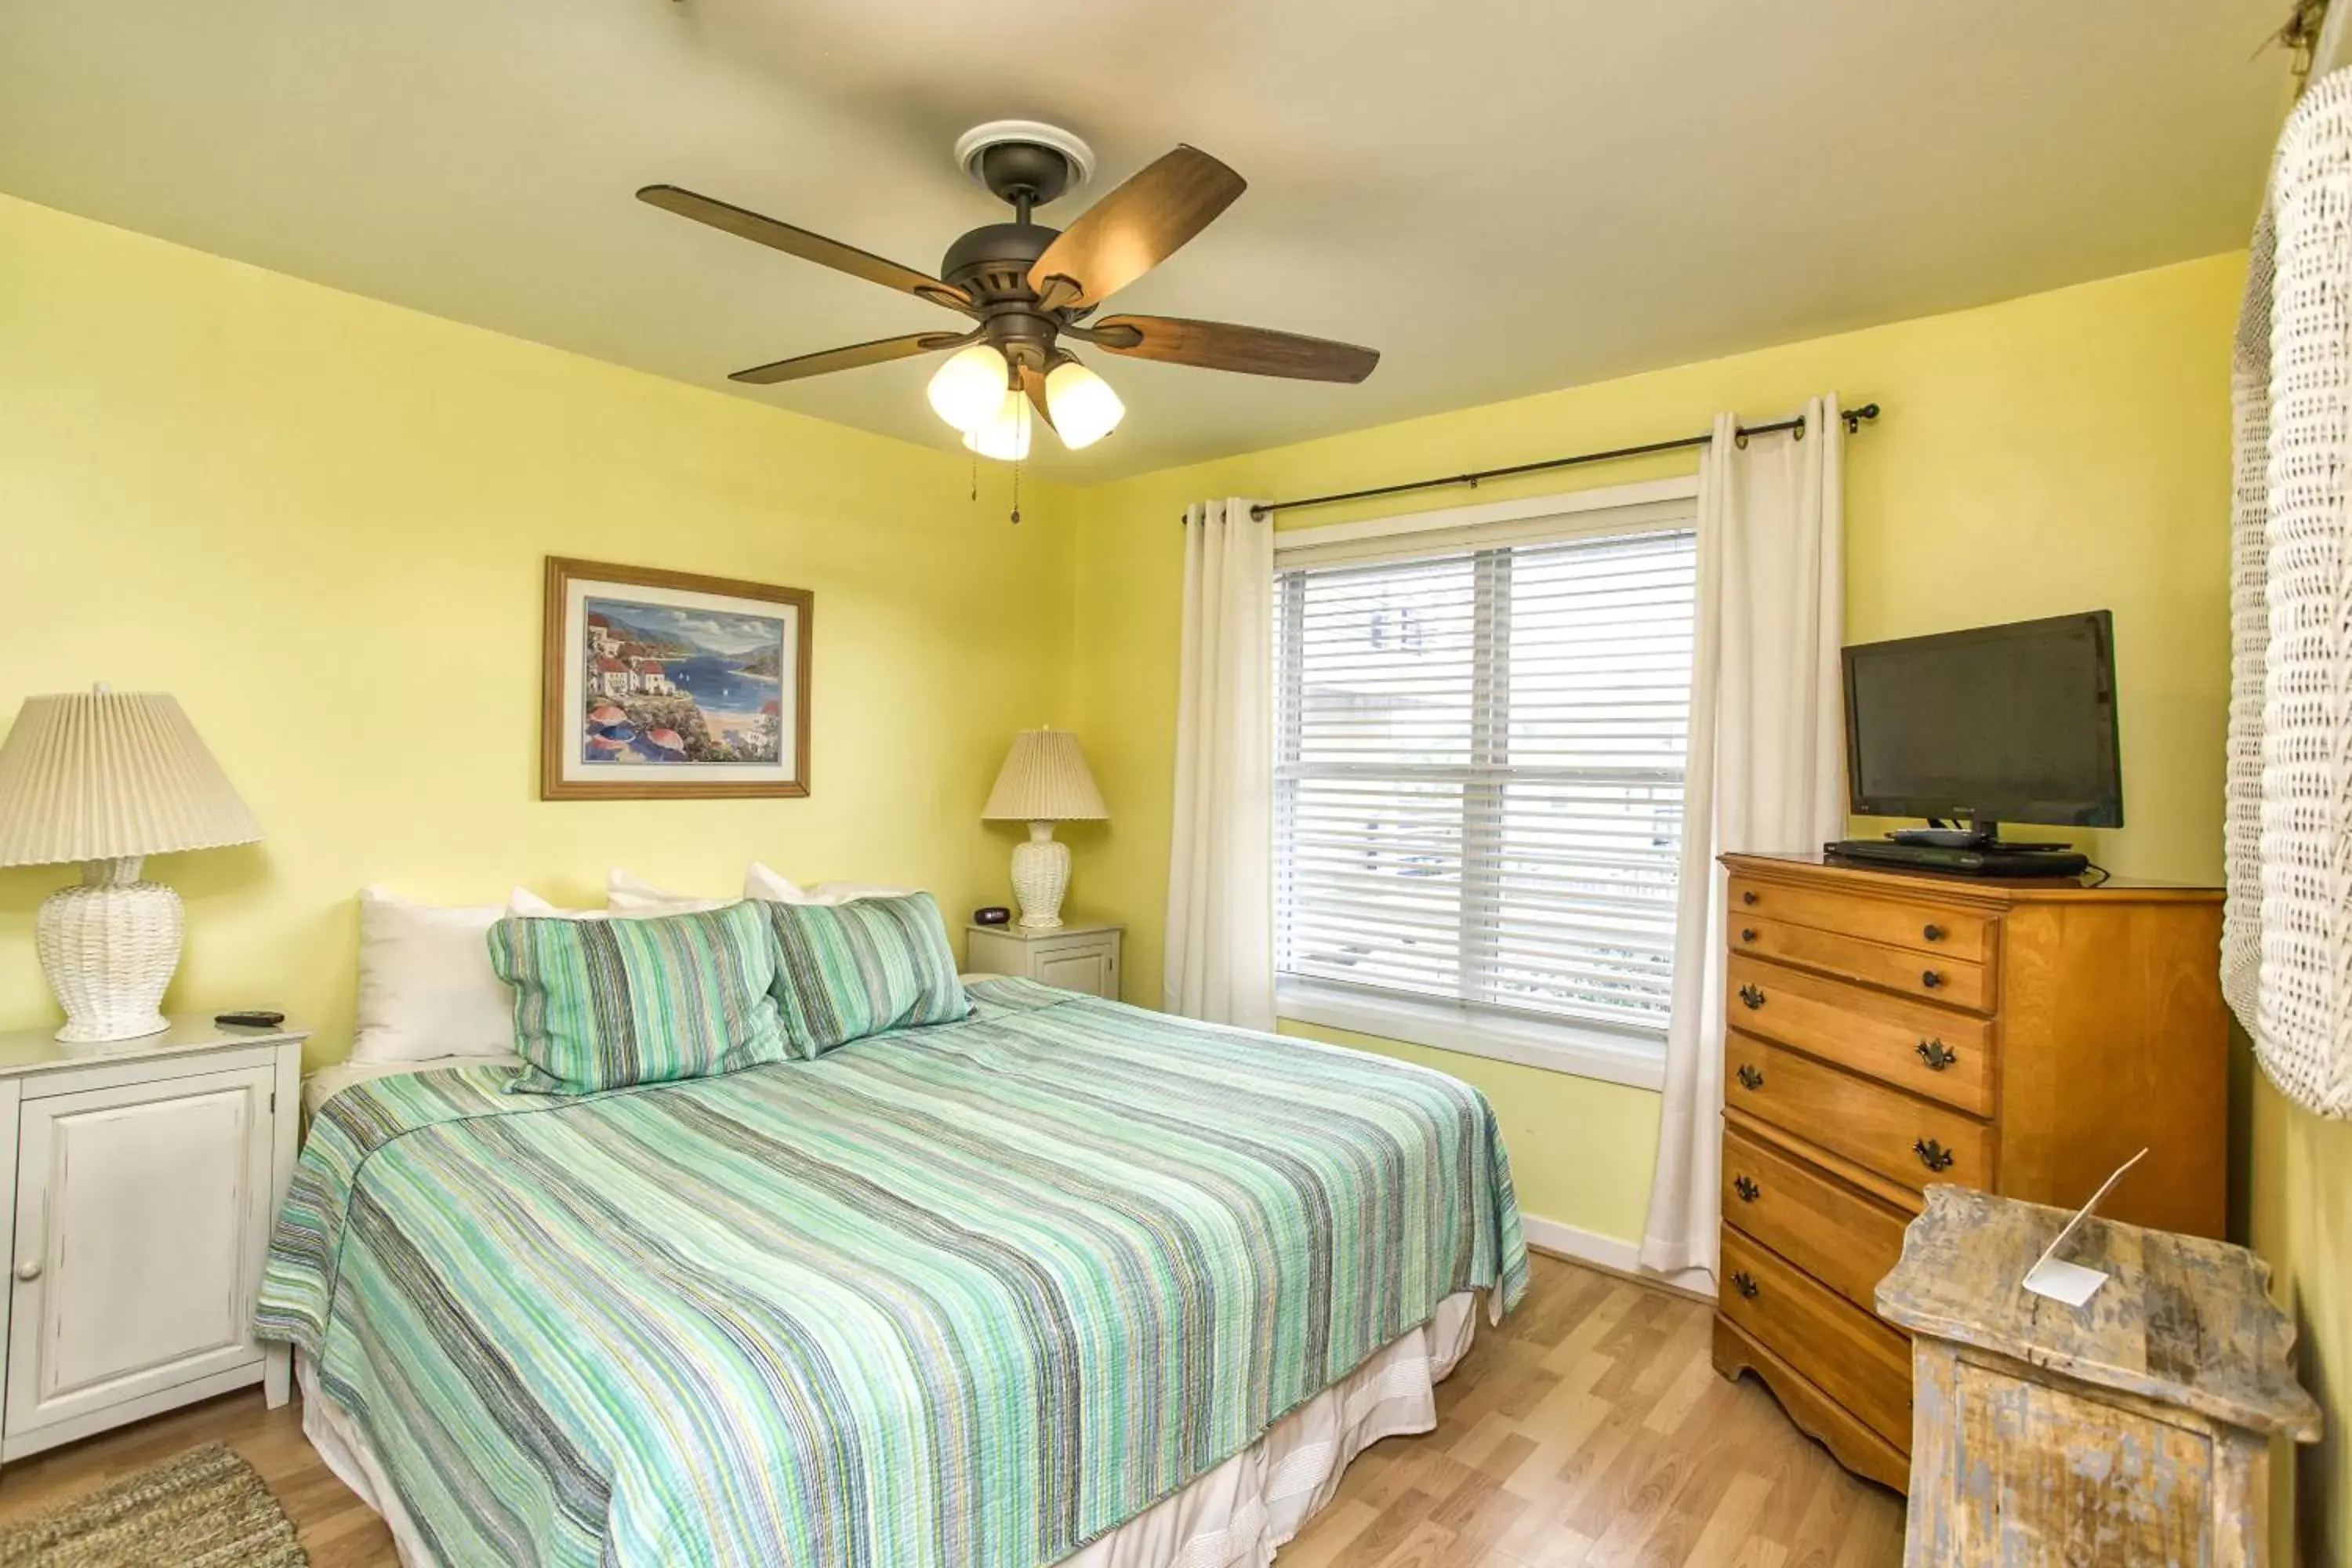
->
1719;1229;1913;1450
1726;1032;1994;1193
1722;1124;1911;1314
1732;919;1991;1011
1725;954;1993;1115
1729;875;1992;966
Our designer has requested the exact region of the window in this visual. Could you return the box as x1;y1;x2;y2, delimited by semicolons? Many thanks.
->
1272;511;1697;1080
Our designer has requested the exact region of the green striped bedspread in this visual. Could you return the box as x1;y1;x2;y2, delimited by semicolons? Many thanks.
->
259;977;1528;1567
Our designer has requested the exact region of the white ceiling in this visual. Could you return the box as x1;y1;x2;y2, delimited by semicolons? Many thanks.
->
0;0;2288;480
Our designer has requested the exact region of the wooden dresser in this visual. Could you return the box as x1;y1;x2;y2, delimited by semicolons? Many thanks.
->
1711;851;2227;1492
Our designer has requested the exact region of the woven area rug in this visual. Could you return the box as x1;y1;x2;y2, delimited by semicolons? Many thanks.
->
0;1441;307;1567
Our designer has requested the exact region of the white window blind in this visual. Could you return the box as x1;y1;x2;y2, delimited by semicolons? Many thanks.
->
1274;525;1697;1041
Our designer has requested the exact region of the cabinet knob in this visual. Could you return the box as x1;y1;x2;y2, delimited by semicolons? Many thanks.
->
1737;983;1766;1010
1916;1038;1958;1071
1733;1174;1760;1203
1914;1137;1957;1173
1739;927;1759;943
13;1261;39;1283
1741;891;1759;906
1731;1270;1760;1299
1920;969;1945;989
1922;923;1946;942
1736;1064;1765;1092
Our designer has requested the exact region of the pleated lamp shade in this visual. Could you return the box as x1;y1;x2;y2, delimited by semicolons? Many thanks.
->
0;689;262;868
982;728;1108;822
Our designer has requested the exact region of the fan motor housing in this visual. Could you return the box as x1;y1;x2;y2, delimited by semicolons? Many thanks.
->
943;221;1066;369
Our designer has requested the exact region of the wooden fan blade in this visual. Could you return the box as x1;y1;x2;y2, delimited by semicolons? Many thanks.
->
1091;315;1380;383
1020;364;1057;434
1027;147;1245;310
639;185;973;314
730;332;971;386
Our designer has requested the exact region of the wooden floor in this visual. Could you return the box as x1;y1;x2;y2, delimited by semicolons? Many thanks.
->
0;1254;1902;1566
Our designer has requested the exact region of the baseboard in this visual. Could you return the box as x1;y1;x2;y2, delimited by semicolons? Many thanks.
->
1520;1212;1717;1304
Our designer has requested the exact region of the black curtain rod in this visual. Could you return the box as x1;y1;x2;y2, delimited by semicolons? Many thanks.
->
1216;401;1880;522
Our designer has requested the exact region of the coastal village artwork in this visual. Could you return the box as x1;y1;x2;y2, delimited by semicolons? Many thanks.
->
581;600;783;765
542;557;812;800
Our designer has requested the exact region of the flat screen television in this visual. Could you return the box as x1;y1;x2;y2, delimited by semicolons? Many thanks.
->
1843;610;2122;840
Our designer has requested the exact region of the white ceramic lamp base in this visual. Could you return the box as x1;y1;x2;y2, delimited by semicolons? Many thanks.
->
1011;821;1071;931
35;857;181;1044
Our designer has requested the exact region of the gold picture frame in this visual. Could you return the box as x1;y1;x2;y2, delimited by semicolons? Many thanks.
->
540;557;812;800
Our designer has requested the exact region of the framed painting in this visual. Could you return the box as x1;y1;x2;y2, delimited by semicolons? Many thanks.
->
541;557;812;800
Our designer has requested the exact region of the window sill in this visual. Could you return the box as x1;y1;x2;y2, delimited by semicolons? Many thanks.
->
1276;979;1666;1092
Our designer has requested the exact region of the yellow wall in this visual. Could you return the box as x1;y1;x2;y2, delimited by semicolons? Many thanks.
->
1065;249;2351;1560
0;192;1079;1065
1279;1020;1663;1243
2252;1076;2352;1566
4;195;2344;1556
1068;252;2244;1240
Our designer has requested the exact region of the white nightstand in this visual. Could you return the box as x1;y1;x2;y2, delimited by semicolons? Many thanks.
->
966;920;1124;1000
0;1017;306;1462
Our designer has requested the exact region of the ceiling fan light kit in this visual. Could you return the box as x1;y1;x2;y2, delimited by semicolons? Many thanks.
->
1043;360;1123;449
638;120;1380;463
927;342;1013;433
961;392;1034;462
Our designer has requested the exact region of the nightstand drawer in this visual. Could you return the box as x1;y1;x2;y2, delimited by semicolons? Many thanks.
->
1725;1032;1993;1194
965;922;1124;1001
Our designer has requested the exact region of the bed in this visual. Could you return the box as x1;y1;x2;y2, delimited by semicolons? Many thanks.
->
260;975;1529;1567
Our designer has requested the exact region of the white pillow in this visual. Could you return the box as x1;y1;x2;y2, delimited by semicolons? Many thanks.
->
352;888;535;1063
742;862;915;905
606;869;732;915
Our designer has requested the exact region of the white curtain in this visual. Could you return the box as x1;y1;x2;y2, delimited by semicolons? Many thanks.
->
1164;498;1277;1030
2224;63;2352;1118
1640;400;1847;1283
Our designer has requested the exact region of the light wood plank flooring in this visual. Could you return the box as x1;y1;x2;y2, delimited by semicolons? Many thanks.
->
0;1254;1900;1566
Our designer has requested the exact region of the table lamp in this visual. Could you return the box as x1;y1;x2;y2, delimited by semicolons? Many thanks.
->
982;728;1107;930
0;688;262;1042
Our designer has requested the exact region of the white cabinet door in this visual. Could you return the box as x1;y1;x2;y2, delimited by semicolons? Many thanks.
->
6;1065;274;1438
1036;941;1117;998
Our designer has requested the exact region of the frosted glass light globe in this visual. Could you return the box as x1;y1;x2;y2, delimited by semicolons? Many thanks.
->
1044;361;1125;449
927;343;1011;433
960;391;1033;461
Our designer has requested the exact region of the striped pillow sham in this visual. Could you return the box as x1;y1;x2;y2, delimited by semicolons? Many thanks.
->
488;901;791;1093
760;891;971;1056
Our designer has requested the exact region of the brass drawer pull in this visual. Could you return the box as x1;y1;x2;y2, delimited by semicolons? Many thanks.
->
1914;1137;1956;1173
1739;927;1759;942
1916;1038;1958;1071
1733;1174;1760;1203
1922;922;1946;942
1737;983;1766;1010
1731;1270;1760;1299
1920;969;1945;989
1737;1064;1764;1091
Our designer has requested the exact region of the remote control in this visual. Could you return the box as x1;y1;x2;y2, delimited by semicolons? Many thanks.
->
215;1009;286;1029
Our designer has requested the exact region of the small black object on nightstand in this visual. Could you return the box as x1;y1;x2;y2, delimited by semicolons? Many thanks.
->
973;906;1012;927
215;1010;287;1029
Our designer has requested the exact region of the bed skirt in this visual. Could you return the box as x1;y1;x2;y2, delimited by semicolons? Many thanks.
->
297;1290;1478;1568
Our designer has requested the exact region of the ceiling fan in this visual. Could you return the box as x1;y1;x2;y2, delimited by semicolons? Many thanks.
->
637;121;1380;459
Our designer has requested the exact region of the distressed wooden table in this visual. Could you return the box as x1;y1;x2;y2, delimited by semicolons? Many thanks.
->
1877;1185;2321;1566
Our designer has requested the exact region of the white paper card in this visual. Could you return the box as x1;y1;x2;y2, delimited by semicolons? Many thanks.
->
2020;1147;2147;1308
2021;1255;2112;1307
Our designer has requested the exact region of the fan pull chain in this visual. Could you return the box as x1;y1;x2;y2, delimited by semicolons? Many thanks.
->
1011;456;1022;525
971;445;978;503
